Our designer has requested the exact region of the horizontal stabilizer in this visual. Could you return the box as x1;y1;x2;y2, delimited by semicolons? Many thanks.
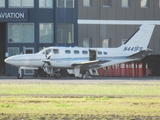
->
127;49;153;59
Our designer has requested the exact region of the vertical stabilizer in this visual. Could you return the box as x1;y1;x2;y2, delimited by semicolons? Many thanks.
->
118;24;155;55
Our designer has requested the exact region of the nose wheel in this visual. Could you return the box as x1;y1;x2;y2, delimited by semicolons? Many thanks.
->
17;68;23;79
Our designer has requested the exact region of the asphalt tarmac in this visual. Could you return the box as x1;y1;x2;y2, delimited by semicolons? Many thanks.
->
0;76;160;84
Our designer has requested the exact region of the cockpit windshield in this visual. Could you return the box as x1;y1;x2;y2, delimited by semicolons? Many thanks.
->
53;49;59;54
38;48;59;55
46;49;52;55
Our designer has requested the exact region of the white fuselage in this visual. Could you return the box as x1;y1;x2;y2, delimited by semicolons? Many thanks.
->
5;46;135;69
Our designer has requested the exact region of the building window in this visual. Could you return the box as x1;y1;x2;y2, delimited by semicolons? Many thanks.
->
141;0;148;8
57;0;74;8
121;39;127;45
39;23;53;43
102;39;111;48
83;38;92;48
57;23;74;43
23;47;34;75
103;0;111;7
8;23;34;43
8;47;19;57
83;0;91;7
0;0;5;8
122;0;130;8
39;0;53;8
9;0;34;8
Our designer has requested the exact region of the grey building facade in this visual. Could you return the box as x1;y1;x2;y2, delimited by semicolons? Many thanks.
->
78;0;160;54
1;0;160;76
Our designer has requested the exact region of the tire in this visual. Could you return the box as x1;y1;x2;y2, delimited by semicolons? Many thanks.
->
148;67;153;76
38;68;47;77
55;72;61;78
17;73;23;79
76;73;83;79
60;69;68;77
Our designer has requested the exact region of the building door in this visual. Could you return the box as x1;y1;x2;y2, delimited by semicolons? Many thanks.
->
0;23;6;75
24;47;34;75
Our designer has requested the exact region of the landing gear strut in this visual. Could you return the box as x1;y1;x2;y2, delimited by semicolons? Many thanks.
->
17;68;23;79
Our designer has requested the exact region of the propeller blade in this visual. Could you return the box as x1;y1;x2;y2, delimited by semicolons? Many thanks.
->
42;59;51;66
47;52;53;59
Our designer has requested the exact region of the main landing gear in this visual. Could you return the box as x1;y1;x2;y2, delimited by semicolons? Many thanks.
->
38;67;62;78
76;70;91;79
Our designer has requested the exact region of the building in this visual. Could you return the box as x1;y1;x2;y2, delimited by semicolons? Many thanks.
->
1;0;160;76
78;0;160;53
0;0;77;76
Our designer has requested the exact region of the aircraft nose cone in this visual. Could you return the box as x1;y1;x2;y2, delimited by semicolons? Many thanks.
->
4;57;14;65
4;57;10;64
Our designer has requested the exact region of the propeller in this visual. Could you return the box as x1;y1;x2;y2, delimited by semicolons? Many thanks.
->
42;47;52;66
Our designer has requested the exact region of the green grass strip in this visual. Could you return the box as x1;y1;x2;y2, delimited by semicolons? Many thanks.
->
0;83;160;95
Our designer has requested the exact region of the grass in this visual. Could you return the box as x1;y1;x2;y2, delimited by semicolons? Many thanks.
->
0;83;160;95
0;97;160;119
0;83;160;119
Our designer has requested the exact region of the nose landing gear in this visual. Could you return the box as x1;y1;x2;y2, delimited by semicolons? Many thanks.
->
17;68;23;79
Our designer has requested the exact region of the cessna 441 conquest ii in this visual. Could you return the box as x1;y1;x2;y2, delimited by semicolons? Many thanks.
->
5;24;155;79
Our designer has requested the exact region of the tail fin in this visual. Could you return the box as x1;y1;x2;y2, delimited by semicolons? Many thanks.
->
118;24;155;55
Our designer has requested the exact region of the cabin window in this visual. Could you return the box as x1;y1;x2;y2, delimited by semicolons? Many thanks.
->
53;49;59;54
74;50;79;54
65;50;71;54
39;23;53;43
82;51;88;54
9;0;34;8
39;0;53;8
0;0;5;8
104;52;107;55
98;51;102;55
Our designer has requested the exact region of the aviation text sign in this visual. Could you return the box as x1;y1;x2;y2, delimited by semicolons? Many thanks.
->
0;9;28;22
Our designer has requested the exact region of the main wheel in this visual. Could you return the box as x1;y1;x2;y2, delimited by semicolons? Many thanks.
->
38;68;47;77
148;67;153;76
17;73;23;79
55;72;61;78
60;69;68;77
76;73;83;79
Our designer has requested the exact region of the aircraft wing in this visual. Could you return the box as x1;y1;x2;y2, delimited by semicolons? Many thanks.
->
71;60;110;68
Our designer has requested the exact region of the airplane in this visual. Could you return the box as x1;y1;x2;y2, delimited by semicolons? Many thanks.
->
4;24;155;79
